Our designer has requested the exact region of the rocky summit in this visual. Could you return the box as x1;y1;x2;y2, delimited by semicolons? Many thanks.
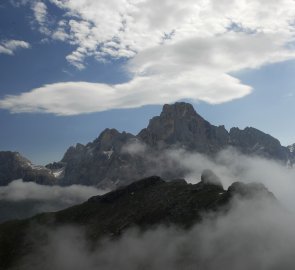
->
0;171;275;270
138;102;229;152
0;102;293;188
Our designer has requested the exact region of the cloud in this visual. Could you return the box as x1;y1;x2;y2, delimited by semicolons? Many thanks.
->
122;139;147;155
2;0;295;114
121;143;295;211
0;179;107;222
0;76;250;115
31;1;53;35
47;0;295;67
32;1;47;25
0;179;106;202
3;148;295;269
51;0;295;73
0;39;30;55
181;148;295;210
19;185;295;270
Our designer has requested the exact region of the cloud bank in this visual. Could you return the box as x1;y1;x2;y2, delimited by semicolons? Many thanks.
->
1;0;295;115
123;143;295;211
0;180;107;222
2;147;295;268
20;182;295;270
0;179;105;202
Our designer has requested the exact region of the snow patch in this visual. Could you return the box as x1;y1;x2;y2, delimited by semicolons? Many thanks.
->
53;168;64;178
27;162;47;171
250;143;264;152
103;150;113;159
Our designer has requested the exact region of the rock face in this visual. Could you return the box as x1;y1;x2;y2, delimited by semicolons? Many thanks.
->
0;173;275;269
0;102;292;187
287;143;295;165
229;127;289;160
55;102;291;188
0;152;55;186
58;129;142;187
138;103;229;153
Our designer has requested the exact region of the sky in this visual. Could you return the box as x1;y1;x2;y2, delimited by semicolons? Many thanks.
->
0;0;295;165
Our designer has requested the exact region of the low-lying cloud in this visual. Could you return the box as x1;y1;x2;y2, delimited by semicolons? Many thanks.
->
0;180;107;222
0;179;105;202
20;192;295;270
123;142;295;211
5;147;295;269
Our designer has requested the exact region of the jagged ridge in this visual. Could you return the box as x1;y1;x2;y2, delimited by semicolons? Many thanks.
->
0;102;293;187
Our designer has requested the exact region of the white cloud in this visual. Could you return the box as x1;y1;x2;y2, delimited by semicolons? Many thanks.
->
133;145;295;210
0;39;30;55
46;0;295;66
33;1;47;25
0;179;108;222
2;0;295;114
32;1;52;35
0;74;251;115
0;179;106;202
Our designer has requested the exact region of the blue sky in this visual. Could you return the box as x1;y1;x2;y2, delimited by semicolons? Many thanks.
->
1;0;295;165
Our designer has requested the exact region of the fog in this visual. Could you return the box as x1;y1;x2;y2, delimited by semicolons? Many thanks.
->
124;143;295;210
0;180;107;222
20;195;295;270
10;147;295;269
172;147;295;211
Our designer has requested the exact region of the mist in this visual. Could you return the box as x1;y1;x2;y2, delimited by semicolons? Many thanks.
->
20;193;295;270
11;147;295;269
123;143;295;210
0;180;107;222
173;147;295;211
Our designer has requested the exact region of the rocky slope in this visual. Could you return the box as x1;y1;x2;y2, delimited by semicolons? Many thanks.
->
0;171;275;270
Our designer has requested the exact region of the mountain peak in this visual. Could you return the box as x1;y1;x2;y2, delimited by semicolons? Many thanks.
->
160;102;200;119
138;102;229;152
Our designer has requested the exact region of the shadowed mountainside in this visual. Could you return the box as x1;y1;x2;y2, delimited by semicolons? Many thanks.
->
0;171;275;270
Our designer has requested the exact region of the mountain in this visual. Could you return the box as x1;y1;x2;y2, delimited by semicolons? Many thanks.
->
287;143;295;165
0;102;292;188
0;152;56;186
51;102;291;188
0;171;275;270
138;102;229;152
229;127;289;160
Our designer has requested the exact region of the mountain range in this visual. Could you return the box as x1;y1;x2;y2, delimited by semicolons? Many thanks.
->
0;102;294;188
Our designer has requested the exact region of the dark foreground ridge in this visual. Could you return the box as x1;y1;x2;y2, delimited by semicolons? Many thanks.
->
0;171;274;270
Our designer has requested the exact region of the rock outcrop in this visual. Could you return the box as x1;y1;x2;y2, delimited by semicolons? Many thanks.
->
0;152;55;186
